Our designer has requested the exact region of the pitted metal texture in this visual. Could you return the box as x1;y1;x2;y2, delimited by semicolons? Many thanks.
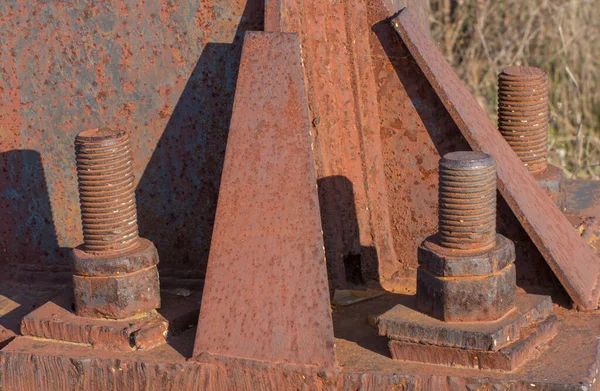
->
75;128;139;255
438;151;497;253
498;66;549;175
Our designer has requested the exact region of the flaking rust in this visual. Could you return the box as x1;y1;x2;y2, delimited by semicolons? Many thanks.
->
193;31;336;368
2;1;600;390
19;127;168;352
379;151;557;371
392;8;600;310
72;128;162;319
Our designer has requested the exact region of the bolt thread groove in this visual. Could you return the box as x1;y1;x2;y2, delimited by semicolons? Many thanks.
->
75;128;139;254
498;66;549;174
438;152;497;252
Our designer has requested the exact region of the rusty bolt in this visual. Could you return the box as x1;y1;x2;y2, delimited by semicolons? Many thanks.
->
75;128;139;254
438;151;497;254
416;152;516;322
498;66;549;175
497;66;566;208
72;128;161;319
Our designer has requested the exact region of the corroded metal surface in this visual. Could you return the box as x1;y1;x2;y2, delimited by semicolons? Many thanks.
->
419;234;515;277
498;66;549;175
264;0;433;291
71;237;158;277
72;128;161;319
75;128;139;254
378;293;553;351
416;152;516;322
438;152;497;252
497;67;567;209
534;164;566;209
368;1;471;287
2;0;600;389
417;235;516;322
72;251;161;319
393;8;600;309
564;179;600;217
264;0;398;290
0;0;262;278
388;315;557;371
0;0;432;294
0;0;471;292
0;292;599;390
193;32;335;366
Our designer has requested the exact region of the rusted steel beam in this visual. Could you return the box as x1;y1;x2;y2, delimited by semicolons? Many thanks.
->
391;8;600;309
193;31;336;367
263;0;400;291
368;1;470;287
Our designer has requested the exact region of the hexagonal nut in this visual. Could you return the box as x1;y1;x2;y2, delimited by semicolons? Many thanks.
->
71;238;159;277
418;234;515;277
73;265;161;319
535;164;565;210
416;263;516;322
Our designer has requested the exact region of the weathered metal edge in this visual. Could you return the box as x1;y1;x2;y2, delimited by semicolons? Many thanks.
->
391;7;600;309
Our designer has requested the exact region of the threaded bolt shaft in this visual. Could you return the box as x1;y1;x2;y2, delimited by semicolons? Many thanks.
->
498;66;549;174
438;151;497;253
75;128;139;254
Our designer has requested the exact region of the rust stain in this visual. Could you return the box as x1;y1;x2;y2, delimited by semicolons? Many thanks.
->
0;0;262;278
393;8;600;309
194;32;335;366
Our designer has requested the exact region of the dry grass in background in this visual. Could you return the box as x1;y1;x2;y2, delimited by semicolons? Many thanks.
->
428;0;600;178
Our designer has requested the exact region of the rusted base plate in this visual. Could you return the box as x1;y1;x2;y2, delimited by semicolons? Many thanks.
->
378;293;553;351
0;292;599;389
21;297;168;351
389;314;557;371
335;293;600;389
0;326;14;349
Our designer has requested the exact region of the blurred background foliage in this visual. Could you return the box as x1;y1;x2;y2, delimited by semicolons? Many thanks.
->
428;0;600;178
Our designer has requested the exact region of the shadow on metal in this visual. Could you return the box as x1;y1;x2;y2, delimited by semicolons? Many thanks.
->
0;150;70;278
372;17;562;296
333;292;410;358
135;0;265;280
318;176;380;293
371;19;468;159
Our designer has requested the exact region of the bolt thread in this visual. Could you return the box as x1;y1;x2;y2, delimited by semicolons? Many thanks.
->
75;128;139;254
498;66;549;174
438;152;497;252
